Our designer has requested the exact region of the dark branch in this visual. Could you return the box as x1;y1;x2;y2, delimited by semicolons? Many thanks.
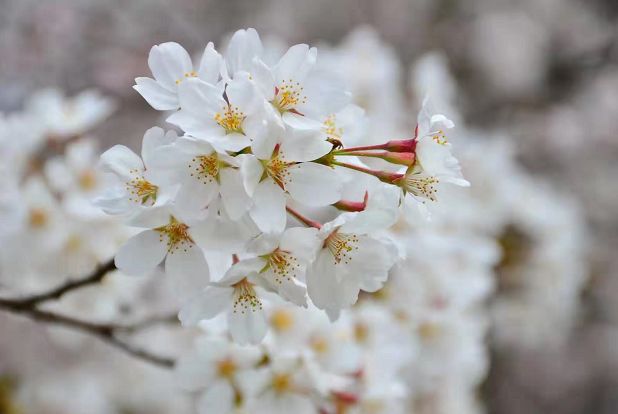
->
0;259;177;369
0;259;117;308
0;301;176;368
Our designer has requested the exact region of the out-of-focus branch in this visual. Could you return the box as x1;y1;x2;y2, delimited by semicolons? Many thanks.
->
0;259;177;369
0;259;116;308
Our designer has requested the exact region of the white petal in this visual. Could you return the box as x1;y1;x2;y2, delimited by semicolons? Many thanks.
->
114;230;167;275
178;286;233;326
341;235;397;292
249;57;276;100
174;177;219;217
286;162;342;206
274;44;316;83
306;250;359;315
165;242;210;300
125;205;172;228
148;42;193;89
248;102;283;159
141;126;176;168
99;145;143;180
219;258;264;286
300;71;351;119
190;215;254;253
279;126;331;162
178;78;224;115
226;28;263;76
198;42;222;84
219;168;251;220
133;77;179;110
282;112;323;130
238;154;264;196
260;269;307;307
226;72;257;112
228;307;267;345
197;380;235;414
249;180;287;234
279;227;320;261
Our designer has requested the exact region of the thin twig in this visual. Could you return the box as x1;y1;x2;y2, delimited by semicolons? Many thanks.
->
286;205;322;229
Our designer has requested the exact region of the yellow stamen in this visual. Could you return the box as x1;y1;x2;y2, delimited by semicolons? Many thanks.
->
324;231;359;265
189;154;220;184
272;79;306;113
155;216;193;253
232;278;262;314
126;170;158;206
214;105;246;134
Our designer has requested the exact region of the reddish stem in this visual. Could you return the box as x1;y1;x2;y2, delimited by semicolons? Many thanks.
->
333;191;368;212
335;138;416;154
285;206;322;229
331;160;404;184
334;151;415;166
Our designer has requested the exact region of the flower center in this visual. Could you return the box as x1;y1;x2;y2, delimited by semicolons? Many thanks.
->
126;173;158;206
271;373;292;394
402;172;439;201
270;309;295;332
272;79;306;113
324;231;359;265
189;154;220;184
432;129;448;145
265;155;292;189
156;217;193;253
310;336;329;354
232;278;262;314
217;358;237;379
266;250;300;285
28;208;48;229
78;170;97;191
418;322;441;340
214;105;246;134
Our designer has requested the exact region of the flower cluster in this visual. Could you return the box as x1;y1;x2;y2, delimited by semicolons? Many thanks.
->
0;89;121;291
97;28;469;344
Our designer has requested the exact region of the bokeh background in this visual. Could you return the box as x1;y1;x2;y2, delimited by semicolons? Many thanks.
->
1;0;617;413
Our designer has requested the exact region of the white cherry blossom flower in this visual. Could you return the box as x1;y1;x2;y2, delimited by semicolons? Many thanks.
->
26;88;115;139
243;355;318;414
306;214;398;321
146;136;251;219
241;134;342;234
414;97;469;187
95;127;176;218
251;43;351;127
113;207;210;298
134;42;222;110
246;227;321;306
179;260;268;344
175;337;262;414
167;73;268;152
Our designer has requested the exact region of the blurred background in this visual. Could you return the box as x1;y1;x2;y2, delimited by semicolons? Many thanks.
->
1;0;617;413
